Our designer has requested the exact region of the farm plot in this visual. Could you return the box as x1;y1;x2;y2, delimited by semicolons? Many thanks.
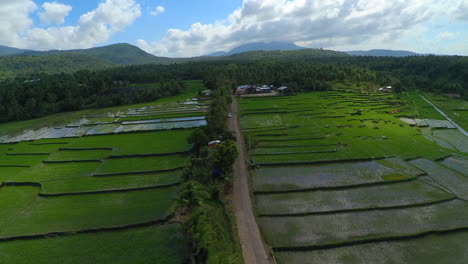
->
0;223;187;264
274;231;468;264
409;158;468;200
397;91;445;120
256;180;453;215
40;170;182;195
0;187;177;238
252;158;423;192
95;155;187;175
0;81;206;263
238;90;468;263
61;130;192;156
423;92;468;131
0;186;39;228
12;162;101;182
421;128;468;153
441;156;468;175
259;199;468;248
0;153;48;167
46;149;112;161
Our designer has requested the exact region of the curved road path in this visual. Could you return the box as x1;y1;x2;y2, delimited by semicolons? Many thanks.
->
229;96;273;264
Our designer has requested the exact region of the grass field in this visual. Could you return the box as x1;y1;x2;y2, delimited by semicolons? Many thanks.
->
0;80;207;263
238;90;468;263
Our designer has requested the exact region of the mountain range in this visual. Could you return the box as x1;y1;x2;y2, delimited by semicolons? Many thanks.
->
0;42;436;77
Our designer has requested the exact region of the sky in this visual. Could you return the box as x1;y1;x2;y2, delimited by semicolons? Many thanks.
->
1;0;468;57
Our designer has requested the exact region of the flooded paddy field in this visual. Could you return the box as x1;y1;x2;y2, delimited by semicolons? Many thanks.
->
238;91;468;263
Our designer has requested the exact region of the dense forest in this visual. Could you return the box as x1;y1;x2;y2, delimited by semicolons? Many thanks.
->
0;71;185;122
0;51;467;123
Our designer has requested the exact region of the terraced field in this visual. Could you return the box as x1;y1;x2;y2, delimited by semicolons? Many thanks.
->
0;81;208;263
238;91;468;263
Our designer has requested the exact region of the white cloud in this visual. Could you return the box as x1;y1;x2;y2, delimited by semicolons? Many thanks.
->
0;0;37;45
0;0;141;50
138;0;468;57
150;5;165;16
437;31;456;40
39;2;72;25
453;0;468;20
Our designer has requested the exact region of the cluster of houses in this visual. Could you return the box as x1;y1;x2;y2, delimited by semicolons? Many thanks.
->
236;85;289;95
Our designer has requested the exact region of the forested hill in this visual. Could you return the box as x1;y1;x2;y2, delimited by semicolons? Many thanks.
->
0;43;176;77
20;43;173;65
0;45;30;56
0;54;114;77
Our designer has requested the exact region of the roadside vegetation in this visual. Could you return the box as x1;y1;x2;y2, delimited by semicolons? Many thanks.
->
177;83;243;264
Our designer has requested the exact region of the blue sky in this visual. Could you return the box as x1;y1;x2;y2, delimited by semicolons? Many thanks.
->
1;0;468;57
29;0;243;46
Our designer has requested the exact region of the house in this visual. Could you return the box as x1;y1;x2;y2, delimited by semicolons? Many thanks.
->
378;86;392;93
259;87;271;93
278;86;289;93
236;85;253;95
208;140;222;149
245;86;257;94
200;89;213;96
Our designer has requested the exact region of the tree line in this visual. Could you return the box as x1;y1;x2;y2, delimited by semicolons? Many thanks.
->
2;54;467;123
0;70;185;122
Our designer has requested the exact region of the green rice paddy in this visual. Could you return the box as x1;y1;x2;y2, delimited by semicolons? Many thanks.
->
0;223;187;264
0;80;206;263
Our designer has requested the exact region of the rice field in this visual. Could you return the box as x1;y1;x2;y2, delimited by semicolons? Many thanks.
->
238;91;468;263
423;92;468;131
0;80;206;263
274;231;468;264
0;223;187;264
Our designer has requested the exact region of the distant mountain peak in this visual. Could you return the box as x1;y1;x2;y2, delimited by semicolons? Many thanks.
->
208;41;305;56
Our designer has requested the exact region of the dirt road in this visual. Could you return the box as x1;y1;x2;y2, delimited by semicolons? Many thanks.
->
229;97;272;264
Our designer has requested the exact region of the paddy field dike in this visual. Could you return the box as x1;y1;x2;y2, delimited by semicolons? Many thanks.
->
238;91;468;264
0;81;207;264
